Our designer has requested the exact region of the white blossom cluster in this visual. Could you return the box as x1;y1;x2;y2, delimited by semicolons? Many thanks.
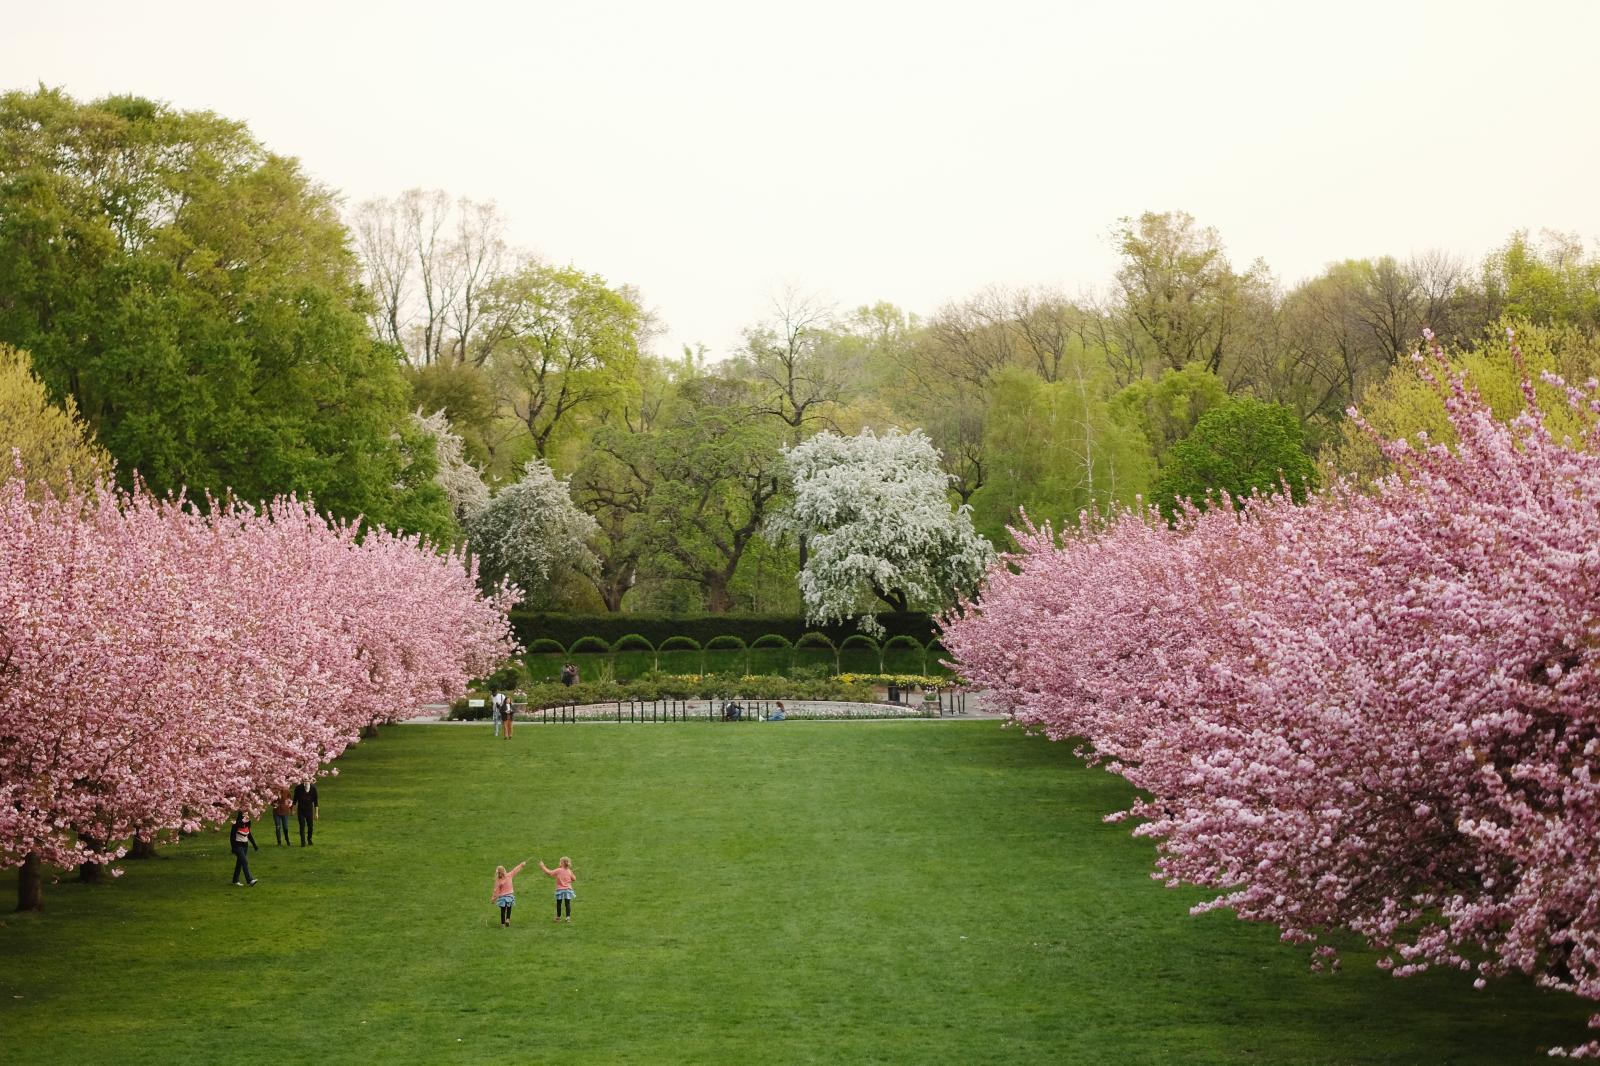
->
412;408;490;522
466;457;598;605
779;427;994;636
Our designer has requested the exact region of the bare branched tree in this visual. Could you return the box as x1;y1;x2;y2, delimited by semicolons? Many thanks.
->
350;197;411;351
738;287;844;442
348;189;511;366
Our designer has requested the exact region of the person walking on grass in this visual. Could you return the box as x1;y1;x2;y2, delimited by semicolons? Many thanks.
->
502;694;516;739
493;858;532;927
491;689;507;738
229;813;259;886
271;790;294;845
293;780;318;846
540;856;577;922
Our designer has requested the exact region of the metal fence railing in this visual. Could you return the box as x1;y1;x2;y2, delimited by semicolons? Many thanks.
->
511;692;969;724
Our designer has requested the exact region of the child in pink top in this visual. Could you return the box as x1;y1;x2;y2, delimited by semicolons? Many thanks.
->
539;856;577;922
492;859;530;927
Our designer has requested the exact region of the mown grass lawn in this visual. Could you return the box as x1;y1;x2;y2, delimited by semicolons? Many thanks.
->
1;722;1591;1064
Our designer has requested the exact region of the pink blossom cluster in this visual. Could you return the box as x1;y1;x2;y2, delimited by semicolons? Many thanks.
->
0;471;518;879
942;337;1600;1055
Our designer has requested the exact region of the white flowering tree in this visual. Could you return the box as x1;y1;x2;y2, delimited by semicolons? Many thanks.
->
412;409;490;524
466;458;599;606
779;428;994;635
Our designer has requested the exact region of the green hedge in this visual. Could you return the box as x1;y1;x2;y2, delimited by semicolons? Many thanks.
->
507;611;938;650
524;644;953;683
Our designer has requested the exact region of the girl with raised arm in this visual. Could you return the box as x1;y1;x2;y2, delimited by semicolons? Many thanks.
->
540;855;577;922
492;857;531;927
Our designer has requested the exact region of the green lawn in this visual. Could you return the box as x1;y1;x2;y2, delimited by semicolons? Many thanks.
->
1;723;1591;1064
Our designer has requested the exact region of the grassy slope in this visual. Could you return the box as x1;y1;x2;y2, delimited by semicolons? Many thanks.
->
0;723;1590;1064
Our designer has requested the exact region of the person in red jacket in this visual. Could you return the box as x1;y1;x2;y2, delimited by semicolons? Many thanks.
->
229;813;259;886
270;791;294;845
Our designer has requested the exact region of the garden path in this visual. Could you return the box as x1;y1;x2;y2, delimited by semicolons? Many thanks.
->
398;691;1008;723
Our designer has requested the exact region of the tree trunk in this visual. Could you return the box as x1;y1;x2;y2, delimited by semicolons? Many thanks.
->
360;724;379;739
77;835;105;883
704;577;734;614
130;833;157;860
598;566;632;612
17;853;41;911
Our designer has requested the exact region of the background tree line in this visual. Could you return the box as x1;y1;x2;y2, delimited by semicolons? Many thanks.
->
6;88;1600;616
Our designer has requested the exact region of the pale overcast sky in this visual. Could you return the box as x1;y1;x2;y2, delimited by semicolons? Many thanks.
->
5;0;1598;357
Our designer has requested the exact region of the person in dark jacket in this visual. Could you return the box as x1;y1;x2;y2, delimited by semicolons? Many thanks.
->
229;813;259;886
292;782;319;846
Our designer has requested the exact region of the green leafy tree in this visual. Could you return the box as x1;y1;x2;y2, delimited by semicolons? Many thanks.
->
633;375;788;613
0;344;108;497
972;367;1153;544
1323;321;1600;485
1113;211;1266;374
407;361;497;467
1478;231;1600;332
1152;397;1317;519
0;88;446;533
569;435;652;611
1108;362;1229;468
564;352;680;611
482;262;645;460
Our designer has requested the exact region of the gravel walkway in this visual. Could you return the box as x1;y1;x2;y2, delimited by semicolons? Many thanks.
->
396;692;1009;724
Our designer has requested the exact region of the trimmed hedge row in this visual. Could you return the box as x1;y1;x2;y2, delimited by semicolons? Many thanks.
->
519;645;949;683
507;611;938;650
514;633;948;656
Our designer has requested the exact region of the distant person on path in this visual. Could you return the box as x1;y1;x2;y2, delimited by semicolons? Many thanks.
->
493;858;531;927
491;690;508;737
560;662;576;686
502;694;516;739
293;781;318;846
229;813;259;886
271;791;294;846
540;856;577;921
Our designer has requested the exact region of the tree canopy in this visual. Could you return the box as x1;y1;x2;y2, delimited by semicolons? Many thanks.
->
1151;397;1317;518
11;88;1600;615
779;428;993;634
466;458;598;607
0;87;447;535
0;344;107;497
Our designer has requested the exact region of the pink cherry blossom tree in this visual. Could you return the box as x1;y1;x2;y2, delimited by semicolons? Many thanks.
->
942;332;1600;1056
1;464;517;910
